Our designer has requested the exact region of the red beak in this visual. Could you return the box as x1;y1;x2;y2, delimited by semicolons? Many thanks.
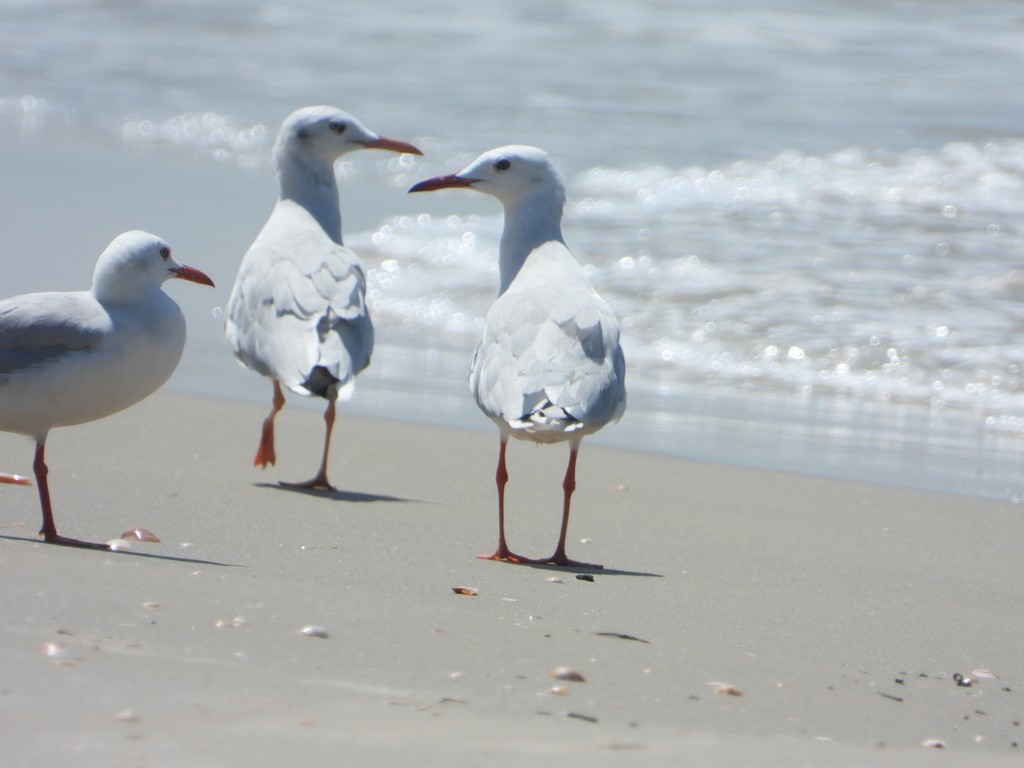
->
360;135;423;155
408;174;478;193
173;265;215;287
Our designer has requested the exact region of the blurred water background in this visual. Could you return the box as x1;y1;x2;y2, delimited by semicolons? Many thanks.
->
2;0;1024;501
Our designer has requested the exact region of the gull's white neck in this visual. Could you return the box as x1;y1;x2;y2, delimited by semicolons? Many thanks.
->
277;149;343;244
498;190;565;295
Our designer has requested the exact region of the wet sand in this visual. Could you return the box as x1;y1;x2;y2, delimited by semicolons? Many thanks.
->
1;390;1022;766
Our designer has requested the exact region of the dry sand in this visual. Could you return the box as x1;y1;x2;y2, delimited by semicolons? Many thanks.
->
1;390;1022;766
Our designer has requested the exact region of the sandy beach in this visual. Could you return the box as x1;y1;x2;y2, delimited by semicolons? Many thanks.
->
1;390;1022;766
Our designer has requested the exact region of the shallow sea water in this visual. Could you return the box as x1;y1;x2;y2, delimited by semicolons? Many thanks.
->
2;0;1024;500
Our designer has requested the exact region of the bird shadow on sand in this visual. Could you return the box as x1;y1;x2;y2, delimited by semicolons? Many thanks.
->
255;482;414;504
486;560;663;578
0;534;241;567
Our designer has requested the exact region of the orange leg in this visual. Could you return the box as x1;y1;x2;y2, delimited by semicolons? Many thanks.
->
280;400;337;491
34;441;108;550
478;436;539;564
254;381;286;468
541;443;602;569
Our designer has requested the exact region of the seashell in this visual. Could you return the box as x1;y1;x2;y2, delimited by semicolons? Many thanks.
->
972;668;998;680
452;587;478;596
121;527;161;542
545;577;563;583
549;666;586;682
40;641;68;658
296;625;329;639
613;485;630;491
921;739;946;749
105;538;133;551
547;686;569;696
714;685;743;696
113;709;139;723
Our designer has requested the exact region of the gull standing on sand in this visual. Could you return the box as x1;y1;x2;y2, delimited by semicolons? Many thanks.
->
225;106;422;490
0;231;214;549
410;146;626;568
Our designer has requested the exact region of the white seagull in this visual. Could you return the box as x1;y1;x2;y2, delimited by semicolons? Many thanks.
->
225;106;422;490
0;231;214;549
410;146;626;568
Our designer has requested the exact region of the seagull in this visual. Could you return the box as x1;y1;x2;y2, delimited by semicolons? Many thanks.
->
0;231;214;549
225;106;422;490
410;146;626;568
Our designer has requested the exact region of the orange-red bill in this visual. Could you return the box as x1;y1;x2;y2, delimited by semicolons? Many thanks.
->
362;135;423;155
408;174;478;193
173;265;215;287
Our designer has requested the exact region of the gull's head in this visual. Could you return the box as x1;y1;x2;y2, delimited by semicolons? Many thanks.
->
409;145;565;208
92;231;214;305
274;105;422;166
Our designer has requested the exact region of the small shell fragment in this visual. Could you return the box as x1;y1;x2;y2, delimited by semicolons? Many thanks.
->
714;685;743;697
953;673;974;687
214;617;247;629
452;587;478;596
41;641;68;658
921;739;946;749
972;669;999;680
547;686;569;696
549;666;586;682
113;709;139;723
544;577;563;584
296;625;329;639
121;527;161;543
613;485;630;491
105;538;133;551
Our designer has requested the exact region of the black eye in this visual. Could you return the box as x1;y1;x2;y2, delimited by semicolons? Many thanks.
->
495;158;511;171
159;247;170;259
329;121;347;134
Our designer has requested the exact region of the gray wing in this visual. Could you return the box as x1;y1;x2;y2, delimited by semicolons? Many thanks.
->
225;222;373;398
0;292;111;377
470;284;626;436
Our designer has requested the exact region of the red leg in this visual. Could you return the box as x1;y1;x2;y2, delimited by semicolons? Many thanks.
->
0;473;30;485
280;400;337;491
34;441;109;550
478;436;539;564
254;381;286;468
541;443;602;569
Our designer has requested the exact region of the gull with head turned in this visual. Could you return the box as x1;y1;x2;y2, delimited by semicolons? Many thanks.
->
0;231;214;549
410;146;626;568
225;106;422;490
